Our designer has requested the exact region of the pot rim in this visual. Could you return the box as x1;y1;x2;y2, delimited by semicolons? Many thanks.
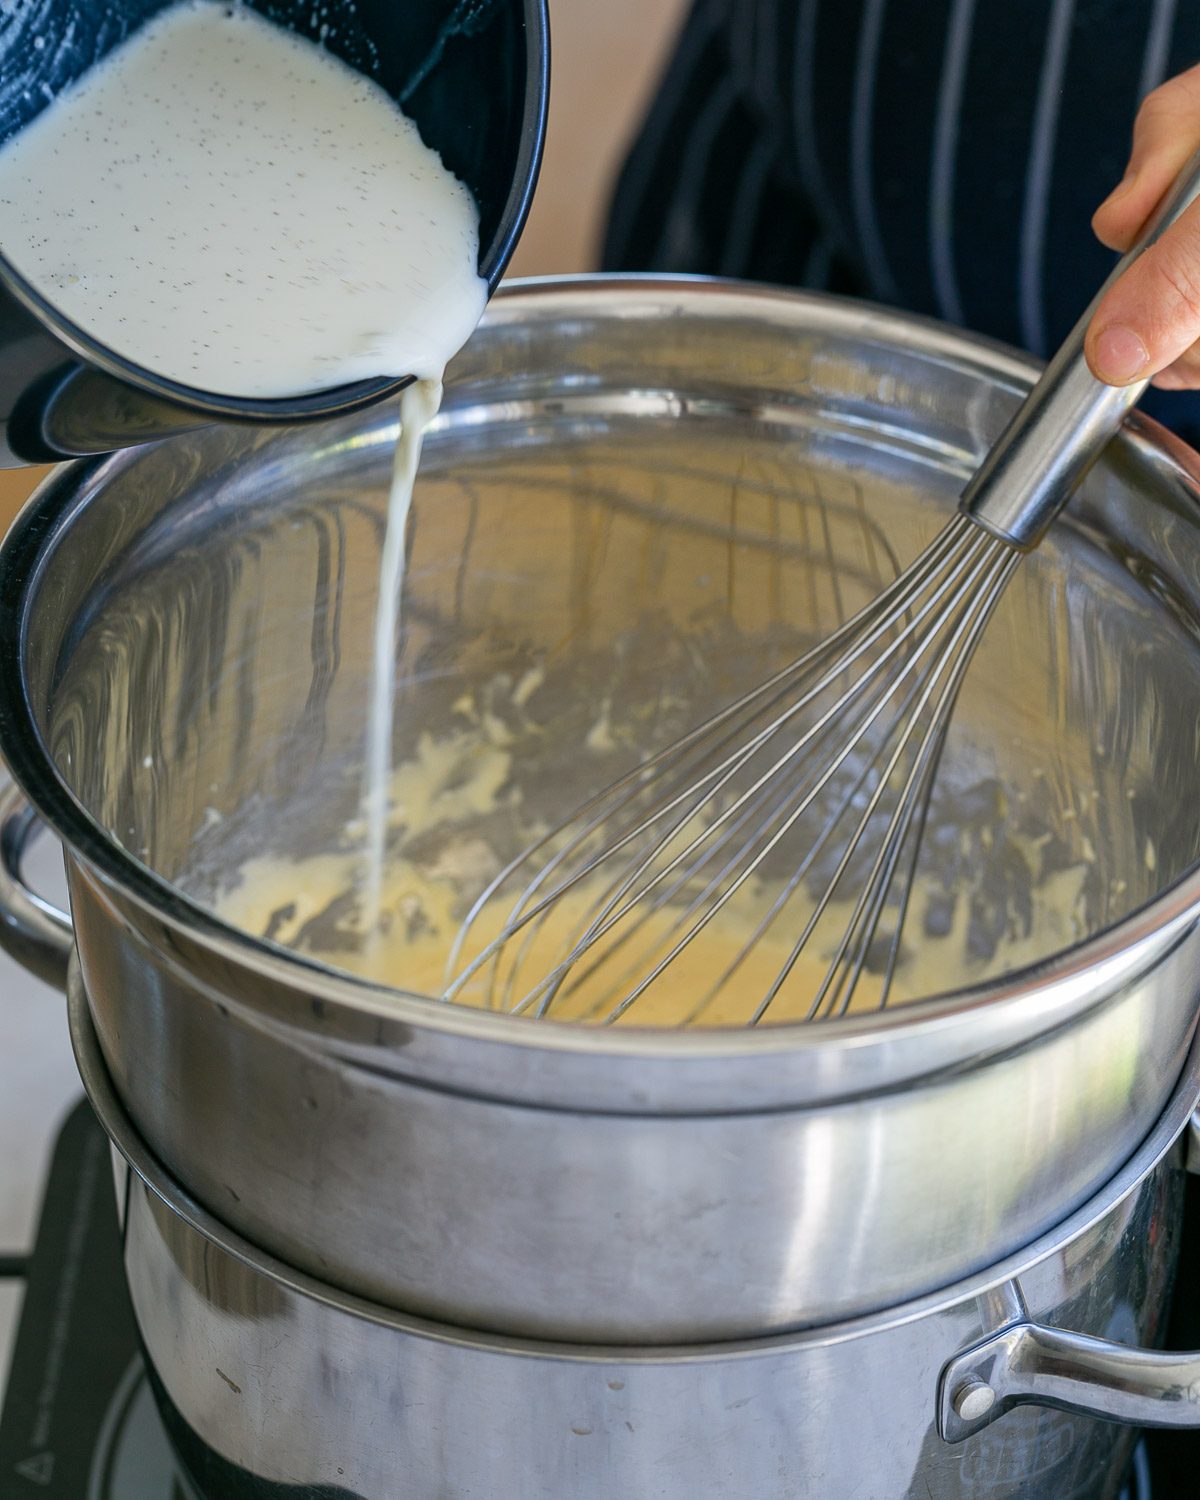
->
6;276;1200;1077
74;953;1200;1357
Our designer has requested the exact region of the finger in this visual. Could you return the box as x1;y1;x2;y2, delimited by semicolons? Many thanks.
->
1151;345;1200;389
1085;197;1200;385
1093;65;1200;251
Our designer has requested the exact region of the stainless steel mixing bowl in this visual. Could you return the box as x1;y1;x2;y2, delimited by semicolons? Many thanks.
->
72;959;1200;1500
4;279;1200;1342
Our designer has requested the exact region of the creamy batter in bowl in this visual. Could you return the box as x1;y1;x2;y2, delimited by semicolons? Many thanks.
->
0;1;488;398
211;654;1100;1027
0;0;546;460
5;281;1200;1341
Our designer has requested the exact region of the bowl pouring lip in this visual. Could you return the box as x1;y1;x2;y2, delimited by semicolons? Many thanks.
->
6;275;1200;1073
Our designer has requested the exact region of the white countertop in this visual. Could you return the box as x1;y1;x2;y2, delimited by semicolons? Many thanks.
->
0;833;88;1402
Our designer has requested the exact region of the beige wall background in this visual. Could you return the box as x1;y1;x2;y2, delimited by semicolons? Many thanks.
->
509;0;689;277
0;0;688;532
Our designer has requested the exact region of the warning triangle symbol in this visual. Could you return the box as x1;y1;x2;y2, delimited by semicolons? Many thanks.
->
14;1451;54;1485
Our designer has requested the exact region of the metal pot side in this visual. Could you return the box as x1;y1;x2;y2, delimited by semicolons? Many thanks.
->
68;853;1200;1341
78;962;1200;1500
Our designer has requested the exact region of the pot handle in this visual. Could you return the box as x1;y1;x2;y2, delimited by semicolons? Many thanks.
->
940;1110;1200;1441
939;1321;1200;1441
0;776;73;989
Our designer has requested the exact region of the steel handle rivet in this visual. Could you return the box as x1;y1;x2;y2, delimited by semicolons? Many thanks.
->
951;1378;996;1422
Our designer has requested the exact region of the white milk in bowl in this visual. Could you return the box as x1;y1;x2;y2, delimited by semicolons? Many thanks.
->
0;0;492;939
0;0;487;396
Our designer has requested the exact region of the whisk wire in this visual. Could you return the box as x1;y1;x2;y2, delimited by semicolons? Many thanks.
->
541;531;1006;1021
451;520;993;1014
780;539;1014;1022
445;514;1023;1027
445;520;971;997
784;543;1017;1023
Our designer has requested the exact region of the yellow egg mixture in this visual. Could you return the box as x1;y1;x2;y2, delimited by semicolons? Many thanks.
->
215;713;1091;1027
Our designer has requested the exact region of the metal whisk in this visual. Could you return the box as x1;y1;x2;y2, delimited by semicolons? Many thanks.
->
445;152;1200;1027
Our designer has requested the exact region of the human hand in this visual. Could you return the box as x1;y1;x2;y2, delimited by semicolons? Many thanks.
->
1087;65;1200;390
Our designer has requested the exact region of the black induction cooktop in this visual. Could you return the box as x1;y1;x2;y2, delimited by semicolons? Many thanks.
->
0;1102;194;1498
2;1100;1198;1499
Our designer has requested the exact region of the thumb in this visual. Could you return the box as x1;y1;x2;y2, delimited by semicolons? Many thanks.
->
1085;198;1200;385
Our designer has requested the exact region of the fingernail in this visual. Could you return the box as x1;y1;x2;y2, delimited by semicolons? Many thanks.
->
1093;324;1150;384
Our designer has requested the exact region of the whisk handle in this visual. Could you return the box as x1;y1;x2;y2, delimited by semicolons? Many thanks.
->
960;147;1200;549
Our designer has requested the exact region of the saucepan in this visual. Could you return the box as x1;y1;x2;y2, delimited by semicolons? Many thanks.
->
3;282;1200;1343
71;955;1200;1499
0;0;548;463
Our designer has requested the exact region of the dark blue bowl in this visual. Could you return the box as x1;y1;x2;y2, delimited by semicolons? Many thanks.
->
0;0;549;462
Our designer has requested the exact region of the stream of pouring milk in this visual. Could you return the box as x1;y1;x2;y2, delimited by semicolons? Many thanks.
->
361;378;445;933
0;0;489;937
